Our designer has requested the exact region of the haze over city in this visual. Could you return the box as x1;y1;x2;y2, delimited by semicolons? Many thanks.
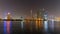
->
0;0;60;34
0;0;60;19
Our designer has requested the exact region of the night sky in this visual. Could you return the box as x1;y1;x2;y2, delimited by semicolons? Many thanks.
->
0;0;60;19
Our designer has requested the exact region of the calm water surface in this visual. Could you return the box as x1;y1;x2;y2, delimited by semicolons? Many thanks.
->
0;20;60;34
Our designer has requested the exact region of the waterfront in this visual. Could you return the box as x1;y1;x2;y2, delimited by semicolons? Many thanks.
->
0;20;60;34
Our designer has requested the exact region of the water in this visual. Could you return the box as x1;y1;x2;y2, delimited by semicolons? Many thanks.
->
0;20;60;34
4;21;12;34
4;21;7;34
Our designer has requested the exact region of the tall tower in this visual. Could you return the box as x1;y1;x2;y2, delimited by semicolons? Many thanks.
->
30;10;33;18
7;12;11;19
37;9;44;19
37;9;41;18
44;10;48;20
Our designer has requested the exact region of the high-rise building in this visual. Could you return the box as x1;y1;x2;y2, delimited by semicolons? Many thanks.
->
37;8;45;19
44;10;48;20
37;9;41;18
7;12;11;19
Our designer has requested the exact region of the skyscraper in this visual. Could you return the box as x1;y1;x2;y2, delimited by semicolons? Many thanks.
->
37;8;45;19
7;12;11;19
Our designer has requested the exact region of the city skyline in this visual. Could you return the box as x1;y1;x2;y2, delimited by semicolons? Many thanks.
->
0;0;60;18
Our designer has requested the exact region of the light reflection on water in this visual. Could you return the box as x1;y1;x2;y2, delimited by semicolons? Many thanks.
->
3;20;60;34
4;21;12;34
21;21;24;29
4;21;7;34
44;21;48;32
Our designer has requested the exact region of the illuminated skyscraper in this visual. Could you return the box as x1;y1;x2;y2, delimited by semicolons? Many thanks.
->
37;8;45;19
30;10;33;19
7;12;11;19
37;9;41;18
